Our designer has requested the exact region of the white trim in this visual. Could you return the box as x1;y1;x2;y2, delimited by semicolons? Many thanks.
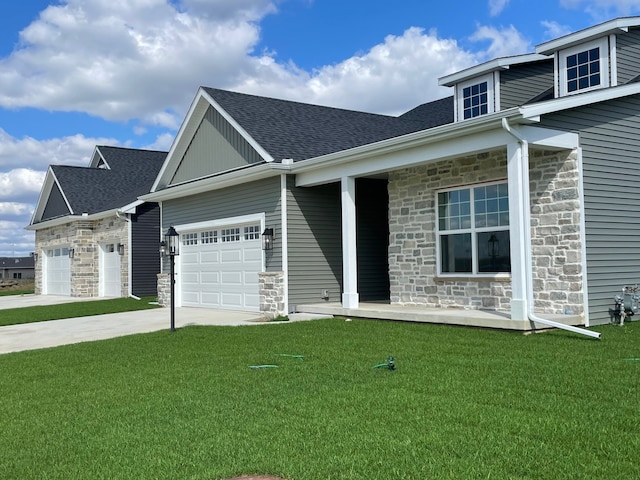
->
280;173;289;313
520;81;640;119
455;73;496;122
558;37;610;96
494;71;501;112
610;34;618;87
439;53;548;86
536;17;639;55
341;176;359;308
173;213;265;234
576;147;591;326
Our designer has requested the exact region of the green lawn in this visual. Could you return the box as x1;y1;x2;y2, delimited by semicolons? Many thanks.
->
0;319;637;479
0;297;160;327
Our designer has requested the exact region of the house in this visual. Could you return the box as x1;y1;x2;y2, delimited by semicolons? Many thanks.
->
27;146;166;298
0;256;35;281
142;17;640;331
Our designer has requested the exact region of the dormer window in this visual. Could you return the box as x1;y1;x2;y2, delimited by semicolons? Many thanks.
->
455;73;496;121
559;38;609;96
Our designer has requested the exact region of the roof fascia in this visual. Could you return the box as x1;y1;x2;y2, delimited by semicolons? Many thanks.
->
142;163;279;202
89;145;107;169
536;17;640;55
26;208;122;231
520;82;640;119
29;167;73;225
150;88;275;193
439;53;549;87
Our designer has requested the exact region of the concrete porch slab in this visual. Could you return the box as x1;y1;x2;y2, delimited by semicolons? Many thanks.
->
295;302;585;332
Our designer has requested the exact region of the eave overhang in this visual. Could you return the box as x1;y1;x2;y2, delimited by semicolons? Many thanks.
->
438;53;549;87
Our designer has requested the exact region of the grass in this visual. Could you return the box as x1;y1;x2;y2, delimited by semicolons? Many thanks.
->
0;297;160;327
0;288;35;297
0;319;638;479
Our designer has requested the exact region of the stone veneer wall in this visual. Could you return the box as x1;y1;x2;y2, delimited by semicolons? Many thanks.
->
259;271;286;317
34;216;129;297
157;273;170;306
388;148;583;315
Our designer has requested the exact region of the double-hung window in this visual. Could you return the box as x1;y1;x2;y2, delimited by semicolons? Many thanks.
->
437;182;511;275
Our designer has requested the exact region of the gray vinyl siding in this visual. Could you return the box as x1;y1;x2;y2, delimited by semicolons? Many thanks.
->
500;60;554;109
171;106;264;185
287;177;342;308
162;177;282;272
539;94;640;325
41;183;70;221
616;28;640;85
130;202;161;297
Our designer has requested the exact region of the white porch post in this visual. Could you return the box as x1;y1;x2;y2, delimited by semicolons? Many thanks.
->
507;141;529;320
341;176;359;308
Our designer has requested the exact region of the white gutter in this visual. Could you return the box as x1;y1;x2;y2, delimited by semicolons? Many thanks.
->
115;210;134;298
501;118;601;339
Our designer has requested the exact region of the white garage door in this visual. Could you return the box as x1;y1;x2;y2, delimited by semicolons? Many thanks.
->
45;247;70;296
181;223;262;311
100;243;121;297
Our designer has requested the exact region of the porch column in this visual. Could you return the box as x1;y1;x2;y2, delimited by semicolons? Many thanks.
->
341;176;359;308
507;141;529;320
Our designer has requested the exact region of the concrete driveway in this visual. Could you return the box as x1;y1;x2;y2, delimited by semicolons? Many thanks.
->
0;295;266;355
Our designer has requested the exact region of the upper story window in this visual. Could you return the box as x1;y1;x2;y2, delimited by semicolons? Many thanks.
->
456;73;495;122
559;38;609;96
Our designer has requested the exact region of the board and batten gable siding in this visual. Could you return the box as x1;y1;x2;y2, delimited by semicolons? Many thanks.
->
170;105;264;185
539;94;640;325
286;176;342;308
161;177;282;272
130;202;161;296
41;183;70;221
499;60;554;109
615;28;640;85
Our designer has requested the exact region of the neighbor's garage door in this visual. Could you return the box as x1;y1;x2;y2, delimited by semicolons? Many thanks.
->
181;223;262;311
45;247;70;295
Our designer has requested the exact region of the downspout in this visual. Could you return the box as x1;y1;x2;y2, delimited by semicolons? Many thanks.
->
116;210;139;300
501;118;600;339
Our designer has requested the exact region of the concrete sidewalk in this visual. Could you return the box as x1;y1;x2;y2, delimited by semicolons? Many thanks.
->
0;303;265;355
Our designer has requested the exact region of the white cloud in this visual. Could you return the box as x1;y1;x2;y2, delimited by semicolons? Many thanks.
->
560;0;640;19
144;132;175;151
469;25;532;60
0;169;46;202
0;129;119;171
541;20;573;41
0;202;32;216
489;0;510;16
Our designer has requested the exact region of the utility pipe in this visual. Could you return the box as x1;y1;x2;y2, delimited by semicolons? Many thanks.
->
501;118;600;339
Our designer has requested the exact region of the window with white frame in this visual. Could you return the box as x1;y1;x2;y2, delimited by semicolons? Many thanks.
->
201;230;217;244
182;232;198;246
457;73;495;121
221;228;240;242
244;225;261;240
437;182;511;275
559;38;609;96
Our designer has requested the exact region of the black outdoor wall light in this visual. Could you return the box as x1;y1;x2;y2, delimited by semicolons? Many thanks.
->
262;227;274;251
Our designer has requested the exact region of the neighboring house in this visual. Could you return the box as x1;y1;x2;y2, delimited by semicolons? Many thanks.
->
27;146;166;298
0;256;35;280
142;17;640;328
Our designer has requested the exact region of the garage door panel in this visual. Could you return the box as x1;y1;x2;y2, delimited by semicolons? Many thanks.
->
201;271;220;284
182;252;200;265
181;223;262;311
200;251;220;264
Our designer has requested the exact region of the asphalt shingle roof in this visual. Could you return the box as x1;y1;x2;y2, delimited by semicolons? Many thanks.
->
49;146;166;217
204;87;454;162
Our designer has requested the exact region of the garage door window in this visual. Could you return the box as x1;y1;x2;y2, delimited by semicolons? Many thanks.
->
221;228;240;242
201;230;217;244
183;233;198;245
244;225;261;240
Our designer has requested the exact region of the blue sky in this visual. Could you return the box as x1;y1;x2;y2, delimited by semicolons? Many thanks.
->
0;0;639;256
